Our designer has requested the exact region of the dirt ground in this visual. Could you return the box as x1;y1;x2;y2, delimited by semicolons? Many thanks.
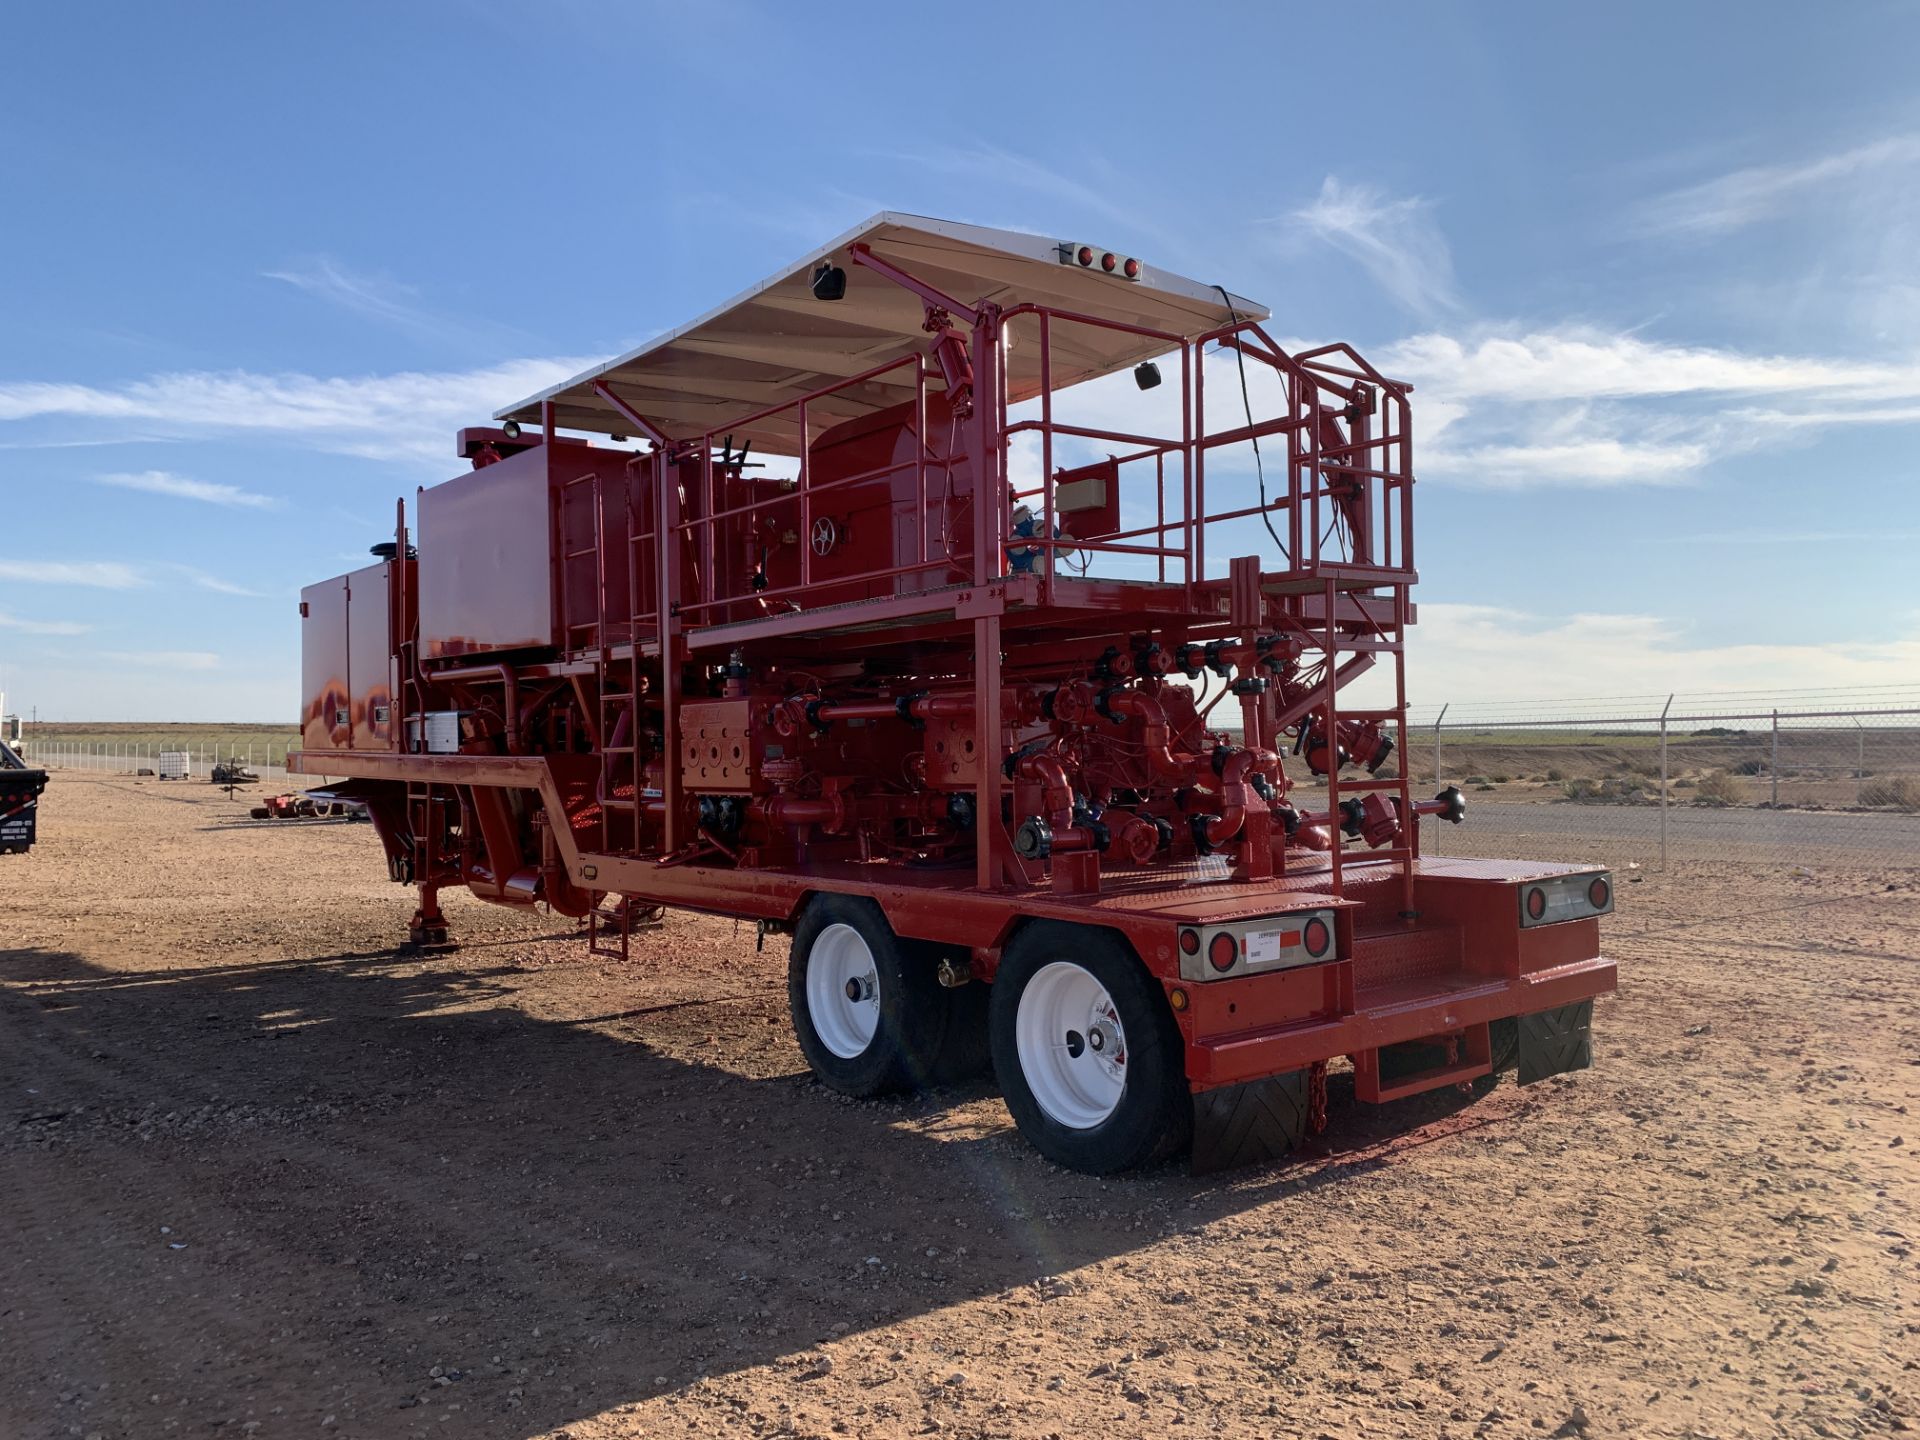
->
3;774;1915;1440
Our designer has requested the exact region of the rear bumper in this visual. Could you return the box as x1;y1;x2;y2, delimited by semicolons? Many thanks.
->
1185;954;1615;1089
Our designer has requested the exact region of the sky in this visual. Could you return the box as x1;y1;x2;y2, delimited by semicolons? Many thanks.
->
2;0;1917;721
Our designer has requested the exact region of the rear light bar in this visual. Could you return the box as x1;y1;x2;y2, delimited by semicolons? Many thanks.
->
1518;871;1614;928
1059;241;1144;281
1176;908;1338;982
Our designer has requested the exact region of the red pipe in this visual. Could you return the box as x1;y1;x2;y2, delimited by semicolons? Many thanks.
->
1100;689;1199;781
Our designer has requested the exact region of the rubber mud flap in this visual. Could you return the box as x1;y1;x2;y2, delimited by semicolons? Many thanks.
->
1518;999;1594;1085
1189;1069;1309;1175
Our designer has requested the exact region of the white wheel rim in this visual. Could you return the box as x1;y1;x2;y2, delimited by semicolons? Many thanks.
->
1016;961;1128;1130
807;923;881;1059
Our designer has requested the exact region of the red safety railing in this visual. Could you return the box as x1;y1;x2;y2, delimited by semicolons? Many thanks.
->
578;306;1415;636
999;306;1415;602
669;353;964;622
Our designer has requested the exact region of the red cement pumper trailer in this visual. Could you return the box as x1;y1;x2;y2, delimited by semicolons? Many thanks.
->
290;214;1615;1174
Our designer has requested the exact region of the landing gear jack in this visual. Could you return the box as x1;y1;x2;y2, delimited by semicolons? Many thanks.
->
405;886;454;951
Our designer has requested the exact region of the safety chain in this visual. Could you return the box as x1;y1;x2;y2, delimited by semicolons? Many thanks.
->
1307;1059;1329;1135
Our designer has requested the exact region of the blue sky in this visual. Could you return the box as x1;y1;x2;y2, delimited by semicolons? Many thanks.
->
2;1;1917;720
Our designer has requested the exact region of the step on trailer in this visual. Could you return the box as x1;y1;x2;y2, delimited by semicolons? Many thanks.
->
290;214;1615;1173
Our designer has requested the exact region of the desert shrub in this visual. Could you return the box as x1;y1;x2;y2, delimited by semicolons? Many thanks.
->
1476;783;1495;792
1561;775;1652;805
1464;775;1488;786
1693;770;1745;807
1673;776;1695;789
1859;776;1920;811
1732;759;1766;776
1546;767;1565;782
1492;773;1510;783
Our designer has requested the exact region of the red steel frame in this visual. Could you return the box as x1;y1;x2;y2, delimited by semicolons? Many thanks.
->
291;244;1614;1109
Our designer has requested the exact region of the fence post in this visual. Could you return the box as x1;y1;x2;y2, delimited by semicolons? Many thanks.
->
1853;715;1865;782
1770;709;1780;808
1659;693;1673;871
1429;704;1449;855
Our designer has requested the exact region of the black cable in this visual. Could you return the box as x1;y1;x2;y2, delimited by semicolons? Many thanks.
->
1213;284;1289;555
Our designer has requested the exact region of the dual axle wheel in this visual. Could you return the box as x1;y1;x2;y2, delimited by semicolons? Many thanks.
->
788;900;1186;1173
789;900;1533;1173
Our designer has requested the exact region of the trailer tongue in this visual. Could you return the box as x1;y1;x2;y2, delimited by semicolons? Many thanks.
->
289;212;1615;1173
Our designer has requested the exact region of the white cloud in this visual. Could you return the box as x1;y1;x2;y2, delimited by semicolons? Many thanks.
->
96;469;280;509
1634;134;1920;237
1378;328;1920;404
265;257;432;328
167;564;267;598
1403;603;1920;707
1376;326;1920;488
1285;177;1461;319
98;649;220;671
0;611;89;636
0;357;596;467
1420;436;1708;488
0;559;146;588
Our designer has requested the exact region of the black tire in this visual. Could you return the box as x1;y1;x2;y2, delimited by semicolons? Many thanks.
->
919;943;992;1087
1471;1016;1521;1096
788;895;946;1098
989;922;1191;1174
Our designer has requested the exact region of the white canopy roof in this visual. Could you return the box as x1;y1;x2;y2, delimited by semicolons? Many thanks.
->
497;212;1267;455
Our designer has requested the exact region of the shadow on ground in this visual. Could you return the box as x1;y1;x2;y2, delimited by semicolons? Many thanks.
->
1;939;1505;1438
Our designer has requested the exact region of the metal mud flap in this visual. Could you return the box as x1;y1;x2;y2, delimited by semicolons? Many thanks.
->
1517;999;1594;1085
1190;1069;1309;1175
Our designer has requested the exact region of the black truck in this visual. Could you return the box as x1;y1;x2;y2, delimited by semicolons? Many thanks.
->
0;739;47;854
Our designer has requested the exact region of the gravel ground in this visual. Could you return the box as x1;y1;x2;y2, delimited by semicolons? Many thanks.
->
2;772;1915;1440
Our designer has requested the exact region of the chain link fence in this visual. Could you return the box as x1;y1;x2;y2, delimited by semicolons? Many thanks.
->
1399;688;1920;883
16;689;1919;885
19;740;333;788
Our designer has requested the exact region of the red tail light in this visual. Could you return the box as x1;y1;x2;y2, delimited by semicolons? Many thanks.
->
1303;917;1331;958
1123;257;1141;279
1207;932;1238;972
1076;245;1094;267
1179;927;1200;955
1588;877;1610;909
1525;887;1547;920
1101;252;1118;272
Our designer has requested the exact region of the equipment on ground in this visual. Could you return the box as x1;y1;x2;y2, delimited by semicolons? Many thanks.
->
156;751;192;781
288;214;1615;1173
0;738;46;854
249;792;361;820
212;759;259;786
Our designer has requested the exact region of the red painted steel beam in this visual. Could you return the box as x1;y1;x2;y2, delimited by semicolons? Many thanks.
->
589;381;674;449
846;243;979;328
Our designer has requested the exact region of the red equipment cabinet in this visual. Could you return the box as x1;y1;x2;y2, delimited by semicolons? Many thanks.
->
291;213;1614;1173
